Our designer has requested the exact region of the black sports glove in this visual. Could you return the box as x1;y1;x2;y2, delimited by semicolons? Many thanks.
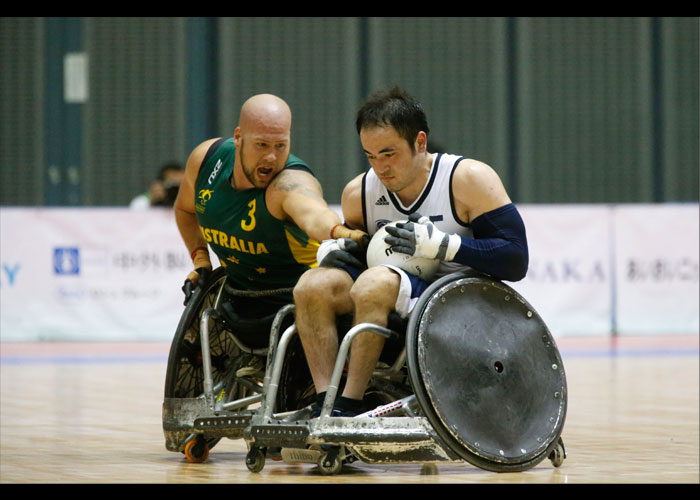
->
181;267;212;305
317;238;367;270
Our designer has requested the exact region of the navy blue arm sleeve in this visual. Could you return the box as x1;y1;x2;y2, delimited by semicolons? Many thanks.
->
452;203;529;282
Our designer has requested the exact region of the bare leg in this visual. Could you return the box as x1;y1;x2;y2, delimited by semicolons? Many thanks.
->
293;267;354;393
342;266;400;400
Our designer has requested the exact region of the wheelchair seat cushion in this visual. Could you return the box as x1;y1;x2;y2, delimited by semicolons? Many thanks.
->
219;300;291;349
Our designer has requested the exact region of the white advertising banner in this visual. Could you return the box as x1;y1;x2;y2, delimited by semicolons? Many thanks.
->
613;204;699;335
1;204;698;342
0;208;201;341
509;205;613;337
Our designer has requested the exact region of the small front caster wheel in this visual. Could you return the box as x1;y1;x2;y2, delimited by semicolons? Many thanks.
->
184;436;210;463
246;447;266;473
317;451;343;475
548;437;566;468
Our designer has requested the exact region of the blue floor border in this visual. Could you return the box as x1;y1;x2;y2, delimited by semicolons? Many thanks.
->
1;347;697;366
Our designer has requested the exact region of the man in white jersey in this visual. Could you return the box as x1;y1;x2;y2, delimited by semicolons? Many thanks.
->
293;86;529;417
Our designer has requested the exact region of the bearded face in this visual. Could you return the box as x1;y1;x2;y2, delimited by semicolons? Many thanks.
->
237;135;290;189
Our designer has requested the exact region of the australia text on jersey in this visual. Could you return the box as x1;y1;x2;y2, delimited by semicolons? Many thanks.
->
199;226;270;255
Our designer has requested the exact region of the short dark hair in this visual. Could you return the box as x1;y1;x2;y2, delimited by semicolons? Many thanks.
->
157;162;184;181
355;85;430;150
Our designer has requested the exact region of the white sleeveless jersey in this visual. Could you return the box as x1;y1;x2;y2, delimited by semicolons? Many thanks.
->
361;152;473;279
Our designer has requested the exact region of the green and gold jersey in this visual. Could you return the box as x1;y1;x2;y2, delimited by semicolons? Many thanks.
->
194;138;319;307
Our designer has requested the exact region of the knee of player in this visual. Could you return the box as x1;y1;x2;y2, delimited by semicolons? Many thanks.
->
294;269;323;302
294;267;349;303
350;267;399;308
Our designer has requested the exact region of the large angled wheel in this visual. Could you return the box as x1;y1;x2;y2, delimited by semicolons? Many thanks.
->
163;268;242;453
406;270;567;472
162;267;315;454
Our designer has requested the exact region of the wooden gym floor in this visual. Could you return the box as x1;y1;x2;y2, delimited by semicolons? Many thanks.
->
1;335;698;484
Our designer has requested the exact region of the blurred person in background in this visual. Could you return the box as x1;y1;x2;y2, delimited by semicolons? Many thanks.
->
130;162;185;209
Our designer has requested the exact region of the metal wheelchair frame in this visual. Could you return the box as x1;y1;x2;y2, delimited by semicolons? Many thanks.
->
162;269;567;475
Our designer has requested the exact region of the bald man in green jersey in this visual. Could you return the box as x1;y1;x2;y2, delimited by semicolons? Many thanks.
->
174;94;365;346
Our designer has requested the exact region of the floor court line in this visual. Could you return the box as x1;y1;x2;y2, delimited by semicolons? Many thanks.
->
1;335;698;483
1;335;697;364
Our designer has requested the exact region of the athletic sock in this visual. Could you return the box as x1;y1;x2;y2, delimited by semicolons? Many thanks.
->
313;392;364;415
335;396;365;414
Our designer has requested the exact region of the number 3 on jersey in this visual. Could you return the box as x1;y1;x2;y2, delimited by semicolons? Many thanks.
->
241;199;256;231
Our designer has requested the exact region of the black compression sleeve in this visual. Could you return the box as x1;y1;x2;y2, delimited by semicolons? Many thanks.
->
451;203;529;282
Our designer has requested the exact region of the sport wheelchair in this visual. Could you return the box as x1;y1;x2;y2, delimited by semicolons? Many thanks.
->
162;267;567;474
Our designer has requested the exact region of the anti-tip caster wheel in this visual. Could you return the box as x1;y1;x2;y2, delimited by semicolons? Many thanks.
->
184;436;210;463
548;437;567;468
317;448;343;476
246;447;266;473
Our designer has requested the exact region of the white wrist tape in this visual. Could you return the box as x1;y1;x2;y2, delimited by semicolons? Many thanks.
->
413;222;461;261
316;239;338;264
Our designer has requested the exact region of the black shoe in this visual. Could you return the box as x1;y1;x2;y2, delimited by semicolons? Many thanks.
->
310;405;359;418
309;393;364;418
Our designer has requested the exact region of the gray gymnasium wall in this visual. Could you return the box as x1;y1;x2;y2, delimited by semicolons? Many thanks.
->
1;17;697;206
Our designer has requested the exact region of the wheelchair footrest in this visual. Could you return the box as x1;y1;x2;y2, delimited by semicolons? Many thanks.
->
190;413;253;439
310;416;435;444
309;417;463;464
248;422;311;448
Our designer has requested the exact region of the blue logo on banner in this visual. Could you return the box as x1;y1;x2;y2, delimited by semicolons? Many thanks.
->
54;248;80;275
1;263;21;287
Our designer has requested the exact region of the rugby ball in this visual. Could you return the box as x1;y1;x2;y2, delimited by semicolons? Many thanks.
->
366;221;440;280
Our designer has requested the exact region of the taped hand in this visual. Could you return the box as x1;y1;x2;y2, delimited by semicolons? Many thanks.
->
384;213;461;261
316;238;367;270
331;224;371;249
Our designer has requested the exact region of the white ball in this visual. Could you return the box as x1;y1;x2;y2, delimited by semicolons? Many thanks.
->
366;221;440;280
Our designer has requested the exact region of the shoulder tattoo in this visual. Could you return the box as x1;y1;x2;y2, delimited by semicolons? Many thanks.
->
272;169;323;200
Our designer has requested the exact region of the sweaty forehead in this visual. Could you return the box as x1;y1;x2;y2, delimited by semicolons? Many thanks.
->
360;126;404;153
243;121;290;141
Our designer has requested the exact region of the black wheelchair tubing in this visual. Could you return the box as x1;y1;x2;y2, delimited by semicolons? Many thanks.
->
163;267;228;398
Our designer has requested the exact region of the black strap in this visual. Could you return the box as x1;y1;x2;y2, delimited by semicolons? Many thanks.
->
200;137;227;170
